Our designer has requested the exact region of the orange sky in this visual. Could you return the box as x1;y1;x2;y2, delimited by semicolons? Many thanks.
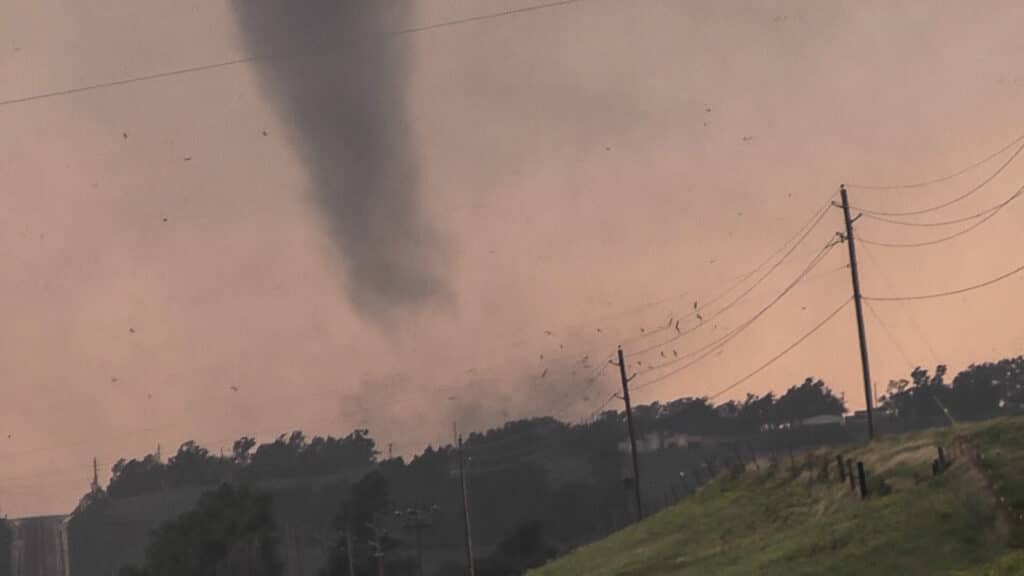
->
1;0;1023;517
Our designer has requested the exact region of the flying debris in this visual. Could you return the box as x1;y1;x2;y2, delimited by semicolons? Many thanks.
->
596;328;603;333
675;320;681;333
544;330;553;336
559;344;564;350
261;130;268;136
539;354;544;361
693;301;698;310
696;312;704;322
162;217;168;223
673;350;678;357
640;327;646;333
129;327;136;334
122;132;128;140
184;156;192;162
660;351;666;358
541;369;548;378
229;385;239;392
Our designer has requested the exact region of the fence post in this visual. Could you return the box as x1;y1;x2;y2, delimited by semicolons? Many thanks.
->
837;455;846;483
847;460;856;492
857;462;868;499
937;446;947;471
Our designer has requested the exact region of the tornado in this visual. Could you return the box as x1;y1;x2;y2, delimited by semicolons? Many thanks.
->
234;1;449;325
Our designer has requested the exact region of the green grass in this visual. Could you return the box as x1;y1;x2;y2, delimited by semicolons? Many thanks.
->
531;419;1024;576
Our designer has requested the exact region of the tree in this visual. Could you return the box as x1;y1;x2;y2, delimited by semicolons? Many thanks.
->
879;366;951;429
121;483;282;576
232;437;257;465
477;520;557;576
775;378;844;426
321;470;392;576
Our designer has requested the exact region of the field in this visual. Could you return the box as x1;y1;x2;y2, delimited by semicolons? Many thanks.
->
531;418;1024;576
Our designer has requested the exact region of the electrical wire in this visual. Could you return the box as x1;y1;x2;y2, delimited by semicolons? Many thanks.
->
706;298;853;400
626;203;834;360
0;0;588;110
861;180;1024;227
864;300;914;368
857;185;1024;248
629;240;842;394
630;237;842;381
857;242;941;362
846;131;1024;190
863;262;1024;302
585;393;620;422
849;141;1024;217
393;0;583;36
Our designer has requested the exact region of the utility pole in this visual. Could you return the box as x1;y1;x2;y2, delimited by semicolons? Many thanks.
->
615;346;644;521
397;505;437;576
838;184;876;440
345;520;355;576
367;513;387;576
91;457;99;493
456;432;476;576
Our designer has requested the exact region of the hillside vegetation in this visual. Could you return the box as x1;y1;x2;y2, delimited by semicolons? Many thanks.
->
531;417;1024;576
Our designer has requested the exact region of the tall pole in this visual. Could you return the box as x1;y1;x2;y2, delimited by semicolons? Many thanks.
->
415;523;424;576
457;433;476;576
345;521;355;576
616;346;644;521
839;184;876;440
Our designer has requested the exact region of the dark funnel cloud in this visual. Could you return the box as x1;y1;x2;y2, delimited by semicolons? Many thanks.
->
234;1;449;323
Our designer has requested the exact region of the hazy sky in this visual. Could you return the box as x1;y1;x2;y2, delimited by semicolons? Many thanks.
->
1;0;1023;517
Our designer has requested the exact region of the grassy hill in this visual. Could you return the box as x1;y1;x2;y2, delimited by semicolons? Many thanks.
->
530;417;1024;576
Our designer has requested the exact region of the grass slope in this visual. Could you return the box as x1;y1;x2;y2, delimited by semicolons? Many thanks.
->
531;418;1024;576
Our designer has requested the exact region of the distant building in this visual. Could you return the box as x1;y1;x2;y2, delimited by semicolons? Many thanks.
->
801;414;844;427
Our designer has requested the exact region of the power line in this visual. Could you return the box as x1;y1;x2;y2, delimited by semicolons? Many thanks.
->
630;238;843;392
706;297;853;401
626;202;834;360
394;0;583;35
0;0;587;110
864;300;914;368
863;262;1024;302
856;241;940;363
849;141;1024;217
0;55;260;109
631;237;842;381
861;181;1024;227
846;131;1024;190
857;185;1024;248
585;393;619;422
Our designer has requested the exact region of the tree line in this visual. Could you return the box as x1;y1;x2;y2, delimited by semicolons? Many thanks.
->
69;354;1024;575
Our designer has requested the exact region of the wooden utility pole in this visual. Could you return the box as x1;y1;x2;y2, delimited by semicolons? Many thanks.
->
368;515;386;576
616;346;644;521
839;184;876;440
345;522;355;576
457;432;475;576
